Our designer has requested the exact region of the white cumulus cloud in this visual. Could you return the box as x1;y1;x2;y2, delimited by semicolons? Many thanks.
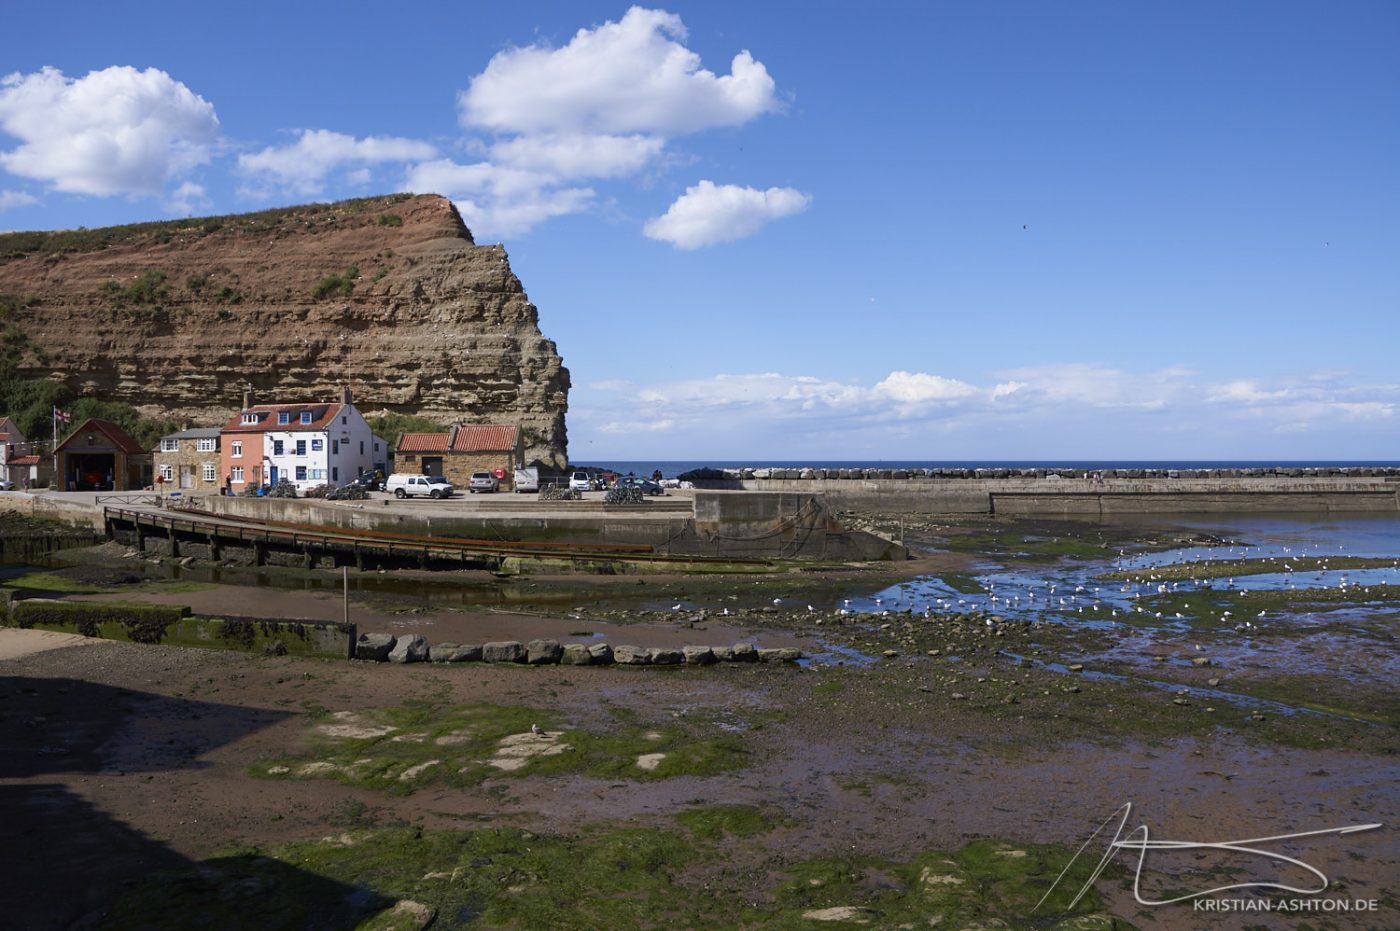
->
643;180;810;249
239;129;437;196
0;189;38;211
404;159;593;239
0;65;219;197
165;181;209;215
459;6;778;136
426;7;789;240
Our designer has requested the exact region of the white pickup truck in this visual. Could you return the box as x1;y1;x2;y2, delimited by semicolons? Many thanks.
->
384;473;454;498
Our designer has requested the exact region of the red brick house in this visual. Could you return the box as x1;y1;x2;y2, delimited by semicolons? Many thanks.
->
395;424;522;489
55;419;151;491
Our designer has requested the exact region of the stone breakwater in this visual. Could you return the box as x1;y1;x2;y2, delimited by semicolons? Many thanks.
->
701;466;1400;480
355;633;801;667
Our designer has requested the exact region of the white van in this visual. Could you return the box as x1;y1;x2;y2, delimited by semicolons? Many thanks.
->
513;467;539;493
384;473;454;499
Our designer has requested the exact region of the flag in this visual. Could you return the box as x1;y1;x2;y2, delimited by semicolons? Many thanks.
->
54;407;71;423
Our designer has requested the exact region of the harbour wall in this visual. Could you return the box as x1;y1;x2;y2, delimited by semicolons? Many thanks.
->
693;475;1400;516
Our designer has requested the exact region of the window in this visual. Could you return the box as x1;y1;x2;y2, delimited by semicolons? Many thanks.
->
202;463;216;482
332;439;339;454
295;440;306;456
273;440;284;456
160;438;179;452
359;440;364;454
310;468;325;480
231;441;243;458
300;411;313;424
278;411;290;425
374;441;380;452
159;464;174;481
232;466;244;482
311;438;323;451
197;438;216;453
295;466;307;481
241;413;258;425
332;467;338;481
341;415;348;425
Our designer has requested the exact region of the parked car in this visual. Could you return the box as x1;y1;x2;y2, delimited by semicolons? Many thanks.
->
468;471;499;493
0;479;15;491
618;476;664;496
384;473;454;498
568;470;594;492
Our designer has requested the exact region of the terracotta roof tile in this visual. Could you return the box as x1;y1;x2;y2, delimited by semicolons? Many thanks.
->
220;403;344;433
451;424;518;452
397;432;451;453
55;419;146;455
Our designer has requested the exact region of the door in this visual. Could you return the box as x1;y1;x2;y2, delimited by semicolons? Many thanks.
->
269;466;279;484
180;465;193;489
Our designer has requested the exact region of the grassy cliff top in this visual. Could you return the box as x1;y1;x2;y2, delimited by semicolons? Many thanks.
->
0;193;422;259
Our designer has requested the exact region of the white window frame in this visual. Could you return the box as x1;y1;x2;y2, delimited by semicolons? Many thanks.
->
202;463;216;482
231;441;243;458
160;438;179;452
241;413;258;425
300;411;313;424
278;411;291;425
311;438;324;451
232;466;244;482
197;438;216;453
159;464;174;481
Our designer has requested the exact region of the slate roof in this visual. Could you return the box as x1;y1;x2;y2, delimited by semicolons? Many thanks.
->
220;404;345;434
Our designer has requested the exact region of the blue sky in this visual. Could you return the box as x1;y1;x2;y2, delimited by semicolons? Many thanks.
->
3;2;1397;460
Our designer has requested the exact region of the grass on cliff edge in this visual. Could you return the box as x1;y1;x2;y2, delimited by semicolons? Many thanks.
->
101;824;1135;930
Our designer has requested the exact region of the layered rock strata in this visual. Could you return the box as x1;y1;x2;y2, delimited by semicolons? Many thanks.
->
0;194;569;467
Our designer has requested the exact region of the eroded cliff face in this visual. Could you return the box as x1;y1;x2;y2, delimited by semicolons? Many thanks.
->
0;195;569;467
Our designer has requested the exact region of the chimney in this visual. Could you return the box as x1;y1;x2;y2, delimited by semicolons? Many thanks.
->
242;385;254;410
340;384;352;406
448;424;459;449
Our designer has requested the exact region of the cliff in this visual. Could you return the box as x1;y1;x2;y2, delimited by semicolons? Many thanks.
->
0;194;569;468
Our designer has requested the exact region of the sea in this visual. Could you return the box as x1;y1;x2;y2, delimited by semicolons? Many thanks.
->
578;460;1400;480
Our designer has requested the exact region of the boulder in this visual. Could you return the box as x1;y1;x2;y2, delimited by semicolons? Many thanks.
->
560;643;592;665
432;643;481;663
730;642;759;662
389;635;429;664
483;641;526;663
682;645;715;665
613;644;650;665
648;647;684;665
355;632;395;661
759;647;803;663
526;639;563;665
586;643;614;664
712;645;735;662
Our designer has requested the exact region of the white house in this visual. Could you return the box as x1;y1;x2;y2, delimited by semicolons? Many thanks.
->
219;387;385;493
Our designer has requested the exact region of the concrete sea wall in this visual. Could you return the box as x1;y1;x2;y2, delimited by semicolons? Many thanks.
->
688;468;1400;516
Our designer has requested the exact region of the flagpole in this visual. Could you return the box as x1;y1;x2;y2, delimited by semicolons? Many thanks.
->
52;406;58;486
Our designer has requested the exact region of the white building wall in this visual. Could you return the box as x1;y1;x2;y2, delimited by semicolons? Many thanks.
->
260;404;376;490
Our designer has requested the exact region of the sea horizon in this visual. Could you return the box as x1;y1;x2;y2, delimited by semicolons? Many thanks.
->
577;459;1400;478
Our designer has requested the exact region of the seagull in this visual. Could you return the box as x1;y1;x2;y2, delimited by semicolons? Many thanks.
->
772;598;782;605
531;723;544;737
670;604;682;611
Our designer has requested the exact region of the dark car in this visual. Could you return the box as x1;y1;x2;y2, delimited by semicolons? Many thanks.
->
618;476;664;496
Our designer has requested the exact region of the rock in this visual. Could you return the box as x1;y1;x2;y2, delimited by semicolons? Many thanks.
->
759;647;802;663
387;899;436;929
1191;657;1211;667
613;644;650;665
429;642;460;662
1068;663;1084;672
682;645;716;665
561;643;592;665
0;194;570;470
648;647;684;665
526;638;563;665
431;643;481;663
355;633;395;661
801;906;877;923
729;643;759;662
882;649;899;658
482;641;526;663
712;645;735;662
1207;677;1221;687
586;643;614;664
389;635;429;663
